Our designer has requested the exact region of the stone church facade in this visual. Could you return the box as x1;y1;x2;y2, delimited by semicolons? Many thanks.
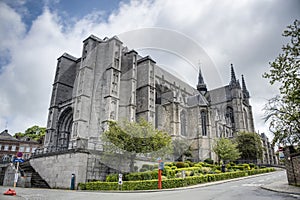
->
43;34;255;163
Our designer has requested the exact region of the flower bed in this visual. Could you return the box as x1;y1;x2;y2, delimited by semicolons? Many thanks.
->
78;168;275;191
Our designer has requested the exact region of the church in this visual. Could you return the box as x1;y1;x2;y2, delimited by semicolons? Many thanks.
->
43;34;255;163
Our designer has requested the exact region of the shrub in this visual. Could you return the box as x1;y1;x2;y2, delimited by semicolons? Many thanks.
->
184;163;190;168
241;164;251;170
171;166;177;170
185;161;194;167
176;162;185;168
194;163;202;168
204;158;214;165
139;168;148;172
249;163;256;169
165;162;174;167
106;174;118;182
125;171;158;181
201;167;212;174
232;165;244;171
142;164;153;171
80;168;275;191
174;167;201;173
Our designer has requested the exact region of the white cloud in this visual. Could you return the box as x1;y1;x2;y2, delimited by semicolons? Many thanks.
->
0;0;299;141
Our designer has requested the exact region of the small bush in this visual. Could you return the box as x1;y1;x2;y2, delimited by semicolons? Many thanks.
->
204;158;214;165
241;164;251;170
185;161;194;167
165;162;174;167
106;174;118;182
249;163;256;169
139;168;148;172
176;162;185;168
142;164;153;171
201;167;212;174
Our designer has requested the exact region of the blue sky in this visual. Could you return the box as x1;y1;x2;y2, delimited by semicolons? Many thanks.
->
0;0;299;139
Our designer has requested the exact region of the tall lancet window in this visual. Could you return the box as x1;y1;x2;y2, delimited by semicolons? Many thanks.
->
180;110;187;136
243;109;249;131
226;107;234;124
201;110;207;136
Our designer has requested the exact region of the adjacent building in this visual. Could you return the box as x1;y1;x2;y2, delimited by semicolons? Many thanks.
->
260;132;277;165
0;130;41;162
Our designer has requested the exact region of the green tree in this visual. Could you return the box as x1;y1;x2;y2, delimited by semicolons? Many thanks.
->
263;19;300;145
213;138;240;164
235;132;263;162
102;119;172;172
172;138;192;161
14;125;46;143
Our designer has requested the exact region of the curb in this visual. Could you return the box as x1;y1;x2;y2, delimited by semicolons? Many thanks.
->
80;171;279;193
261;184;300;195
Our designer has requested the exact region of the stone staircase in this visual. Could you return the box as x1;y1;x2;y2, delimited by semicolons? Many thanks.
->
19;160;50;188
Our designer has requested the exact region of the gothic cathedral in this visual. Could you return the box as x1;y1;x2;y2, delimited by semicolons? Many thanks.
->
44;35;255;162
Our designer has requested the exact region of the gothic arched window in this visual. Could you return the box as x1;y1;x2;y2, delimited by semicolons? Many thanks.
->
243;108;249;131
180;110;187;136
225;106;234;124
201;110;207;136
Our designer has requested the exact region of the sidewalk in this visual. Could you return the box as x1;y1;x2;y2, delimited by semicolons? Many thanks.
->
261;181;300;195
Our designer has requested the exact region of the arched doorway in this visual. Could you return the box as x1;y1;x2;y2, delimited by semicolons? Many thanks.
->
57;107;73;150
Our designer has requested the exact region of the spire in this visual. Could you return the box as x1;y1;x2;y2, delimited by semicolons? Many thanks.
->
230;63;237;83
197;66;207;94
229;64;240;88
241;75;250;98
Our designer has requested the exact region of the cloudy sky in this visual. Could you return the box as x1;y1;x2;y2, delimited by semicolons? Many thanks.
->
0;0;299;139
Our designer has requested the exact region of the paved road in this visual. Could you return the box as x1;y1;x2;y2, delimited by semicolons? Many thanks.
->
1;170;299;200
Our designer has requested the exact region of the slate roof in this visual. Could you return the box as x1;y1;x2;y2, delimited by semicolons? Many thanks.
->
187;93;209;107
0;130;18;141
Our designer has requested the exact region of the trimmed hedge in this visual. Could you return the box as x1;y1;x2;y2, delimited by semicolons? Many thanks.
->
79;168;275;191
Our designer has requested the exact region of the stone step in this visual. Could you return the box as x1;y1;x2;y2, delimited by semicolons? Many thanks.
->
19;161;50;189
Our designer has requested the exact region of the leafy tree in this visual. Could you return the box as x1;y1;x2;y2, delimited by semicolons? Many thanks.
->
235;132;263;162
172;138;192;161
102;119;172;172
263;19;300;145
14;125;46;143
213;138;240;164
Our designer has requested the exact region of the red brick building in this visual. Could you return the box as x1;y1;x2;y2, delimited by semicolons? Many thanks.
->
0;130;42;163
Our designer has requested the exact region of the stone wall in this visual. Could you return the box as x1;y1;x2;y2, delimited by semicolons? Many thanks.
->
284;146;300;186
30;151;89;189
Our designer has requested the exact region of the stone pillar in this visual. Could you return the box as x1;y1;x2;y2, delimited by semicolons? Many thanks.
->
284;146;300;186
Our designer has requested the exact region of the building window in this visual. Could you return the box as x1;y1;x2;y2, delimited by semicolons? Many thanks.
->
25;147;31;153
19;146;25;152
4;145;9;151
226;106;234;124
180;110;187;136
0;144;2;150
201;110;207;136
243;109;249;131
11;145;16;151
31;147;37;153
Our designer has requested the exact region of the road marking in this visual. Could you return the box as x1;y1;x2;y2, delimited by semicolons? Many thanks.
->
242;183;263;187
289;194;300;199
